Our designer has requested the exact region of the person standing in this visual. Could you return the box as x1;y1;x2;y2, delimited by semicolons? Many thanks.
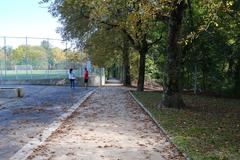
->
68;68;76;89
84;67;89;89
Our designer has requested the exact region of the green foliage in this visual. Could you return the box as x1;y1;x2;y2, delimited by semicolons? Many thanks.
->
0;46;13;69
130;51;139;80
86;28;123;68
65;50;87;69
44;0;169;91
3;43;66;70
41;40;54;68
182;0;240;97
43;0;240;96
10;45;47;69
52;47;66;68
145;55;159;81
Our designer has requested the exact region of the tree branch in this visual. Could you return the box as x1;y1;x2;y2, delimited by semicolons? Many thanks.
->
147;33;163;50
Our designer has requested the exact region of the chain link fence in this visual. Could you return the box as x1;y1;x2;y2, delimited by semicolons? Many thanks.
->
0;36;104;85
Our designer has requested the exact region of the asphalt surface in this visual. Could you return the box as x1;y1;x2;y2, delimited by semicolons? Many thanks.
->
0;85;94;160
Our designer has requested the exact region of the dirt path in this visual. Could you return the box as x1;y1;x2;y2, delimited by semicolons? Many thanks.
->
27;87;185;160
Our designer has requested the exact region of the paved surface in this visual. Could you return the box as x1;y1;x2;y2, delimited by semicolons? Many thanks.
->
0;85;94;160
27;87;185;160
105;79;122;84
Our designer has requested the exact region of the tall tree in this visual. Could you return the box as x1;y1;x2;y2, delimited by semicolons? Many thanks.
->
181;0;240;97
86;28;131;86
52;47;66;68
122;33;131;86
11;45;47;69
43;0;164;91
41;40;54;69
163;0;186;108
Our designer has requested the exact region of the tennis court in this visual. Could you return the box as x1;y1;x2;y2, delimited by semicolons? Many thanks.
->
0;69;67;80
0;68;103;80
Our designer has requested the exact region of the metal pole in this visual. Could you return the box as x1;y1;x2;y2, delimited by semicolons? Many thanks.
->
47;38;50;80
100;68;102;87
4;36;7;79
0;52;2;81
28;37;32;80
26;37;28;78
65;42;68;75
0;38;3;81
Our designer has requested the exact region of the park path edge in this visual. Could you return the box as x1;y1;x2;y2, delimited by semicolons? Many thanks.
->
10;88;96;160
129;90;190;160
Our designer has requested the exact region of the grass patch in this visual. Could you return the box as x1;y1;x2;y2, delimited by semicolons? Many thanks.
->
132;91;240;160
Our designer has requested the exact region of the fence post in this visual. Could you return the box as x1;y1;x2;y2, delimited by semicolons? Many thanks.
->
15;66;18;80
25;36;28;79
0;37;3;81
65;42;68;77
0;68;2;81
47;38;50;80
4;36;7;80
100;68;102;87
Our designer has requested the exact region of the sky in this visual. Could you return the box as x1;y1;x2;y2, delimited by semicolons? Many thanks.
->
0;0;64;48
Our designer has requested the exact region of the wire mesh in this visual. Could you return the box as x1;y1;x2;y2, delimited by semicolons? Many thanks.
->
0;36;102;82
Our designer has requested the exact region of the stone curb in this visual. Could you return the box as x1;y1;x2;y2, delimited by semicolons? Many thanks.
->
10;89;96;160
128;91;190;160
0;87;24;98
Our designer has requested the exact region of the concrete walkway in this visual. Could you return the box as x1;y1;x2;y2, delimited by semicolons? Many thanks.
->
26;87;185;160
105;78;123;86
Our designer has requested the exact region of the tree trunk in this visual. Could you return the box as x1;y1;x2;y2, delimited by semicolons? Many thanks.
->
113;64;116;78
187;0;198;94
234;60;240;95
202;70;207;92
137;49;147;91
122;35;131;86
163;0;186;109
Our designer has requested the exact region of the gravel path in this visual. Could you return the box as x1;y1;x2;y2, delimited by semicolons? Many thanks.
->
27;87;185;160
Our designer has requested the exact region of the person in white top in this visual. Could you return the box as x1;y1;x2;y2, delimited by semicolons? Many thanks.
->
68;68;76;89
